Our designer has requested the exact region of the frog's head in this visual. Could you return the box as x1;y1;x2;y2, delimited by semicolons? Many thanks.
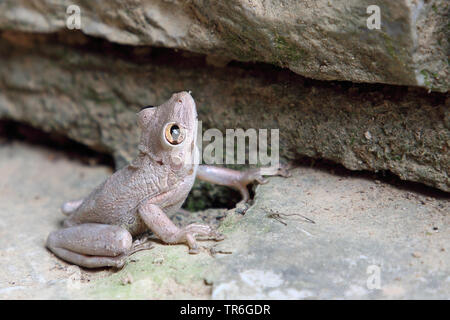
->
137;91;198;169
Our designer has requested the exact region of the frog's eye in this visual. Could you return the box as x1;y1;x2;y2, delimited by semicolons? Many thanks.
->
164;122;185;145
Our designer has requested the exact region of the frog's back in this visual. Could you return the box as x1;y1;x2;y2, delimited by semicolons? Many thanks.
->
65;164;167;231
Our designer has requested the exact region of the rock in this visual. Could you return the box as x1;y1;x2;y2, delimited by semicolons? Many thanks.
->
0;141;216;299
0;31;448;192
0;0;448;91
206;167;450;299
2;142;448;299
0;141;113;299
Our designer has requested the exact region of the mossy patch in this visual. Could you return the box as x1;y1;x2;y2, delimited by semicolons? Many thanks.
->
382;33;398;61
273;34;307;65
217;211;243;234
84;210;246;299
85;244;214;299
420;69;439;91
222;32;258;61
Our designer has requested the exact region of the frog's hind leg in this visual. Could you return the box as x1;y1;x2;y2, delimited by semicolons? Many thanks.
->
61;199;84;216
46;223;152;268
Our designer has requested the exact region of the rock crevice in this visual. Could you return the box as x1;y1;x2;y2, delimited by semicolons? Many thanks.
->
0;31;448;192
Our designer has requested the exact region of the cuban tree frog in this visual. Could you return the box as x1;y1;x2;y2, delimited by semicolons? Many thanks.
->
46;92;287;268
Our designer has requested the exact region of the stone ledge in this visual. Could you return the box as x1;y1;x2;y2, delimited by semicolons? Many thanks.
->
0;0;448;91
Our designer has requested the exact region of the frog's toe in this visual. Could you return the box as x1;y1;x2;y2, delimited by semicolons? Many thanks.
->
113;258;127;270
188;245;200;254
184;223;212;235
213;232;225;241
132;234;151;247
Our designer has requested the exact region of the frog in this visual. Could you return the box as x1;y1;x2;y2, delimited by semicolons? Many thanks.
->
46;91;289;268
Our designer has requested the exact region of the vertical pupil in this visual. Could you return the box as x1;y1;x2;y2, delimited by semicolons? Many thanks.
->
170;125;180;140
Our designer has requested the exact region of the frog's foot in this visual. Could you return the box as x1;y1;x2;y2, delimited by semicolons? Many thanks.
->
61;199;84;216
138;202;223;254
183;223;224;240
46;223;134;269
235;200;252;214
132;233;152;247
128;240;154;257
175;224;223;254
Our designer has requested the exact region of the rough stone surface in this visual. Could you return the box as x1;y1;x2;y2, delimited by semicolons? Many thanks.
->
0;142;113;299
208;167;450;299
0;141;218;299
0;0;448;91
0;32;448;192
1;142;448;299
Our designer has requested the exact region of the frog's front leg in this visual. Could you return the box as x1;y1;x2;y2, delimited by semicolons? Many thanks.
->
196;165;291;203
46;223;152;268
138;201;223;254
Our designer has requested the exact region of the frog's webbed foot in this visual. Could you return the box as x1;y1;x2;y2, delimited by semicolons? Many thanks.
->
183;223;225;241
129;236;154;257
138;202;223;254
131;233;152;247
180;224;224;254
